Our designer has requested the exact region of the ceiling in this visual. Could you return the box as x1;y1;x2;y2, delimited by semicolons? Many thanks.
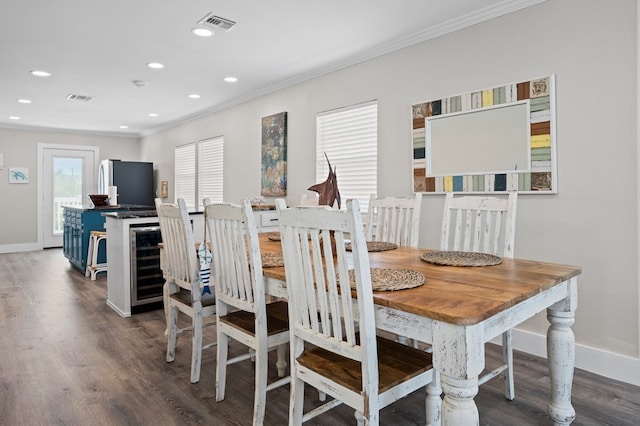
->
0;0;542;138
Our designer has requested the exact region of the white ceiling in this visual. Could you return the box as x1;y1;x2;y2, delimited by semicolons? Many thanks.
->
0;0;542;138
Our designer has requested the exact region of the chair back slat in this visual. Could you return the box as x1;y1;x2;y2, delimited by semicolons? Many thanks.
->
155;198;201;299
204;199;264;315
366;193;421;247
277;199;375;364
441;192;517;258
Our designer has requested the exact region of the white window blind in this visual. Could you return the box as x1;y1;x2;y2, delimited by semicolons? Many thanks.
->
174;136;224;211
198;137;224;206
316;100;377;211
175;143;196;209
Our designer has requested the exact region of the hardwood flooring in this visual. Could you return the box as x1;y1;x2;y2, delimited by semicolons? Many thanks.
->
0;249;638;425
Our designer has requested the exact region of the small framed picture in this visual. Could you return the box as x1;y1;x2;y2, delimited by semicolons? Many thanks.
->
9;167;29;184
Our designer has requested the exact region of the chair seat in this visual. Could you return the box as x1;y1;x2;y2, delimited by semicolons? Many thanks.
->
297;335;433;394
220;301;289;336
170;288;216;308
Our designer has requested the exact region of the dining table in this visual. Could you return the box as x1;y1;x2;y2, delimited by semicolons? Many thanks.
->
256;233;581;426
161;233;581;425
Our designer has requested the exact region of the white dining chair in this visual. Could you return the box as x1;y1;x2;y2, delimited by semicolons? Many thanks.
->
204;198;290;425
155;198;217;384
366;193;422;347
365;193;422;247
440;191;518;400
275;198;434;425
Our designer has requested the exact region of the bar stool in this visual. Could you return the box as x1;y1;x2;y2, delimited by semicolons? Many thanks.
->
85;230;108;280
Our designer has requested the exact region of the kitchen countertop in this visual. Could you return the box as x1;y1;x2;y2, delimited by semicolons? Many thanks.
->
102;210;204;219
64;204;156;212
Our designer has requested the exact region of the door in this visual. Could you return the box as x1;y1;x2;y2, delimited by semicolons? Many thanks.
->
40;145;98;248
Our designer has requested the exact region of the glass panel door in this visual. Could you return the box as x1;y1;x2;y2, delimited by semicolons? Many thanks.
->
42;147;96;248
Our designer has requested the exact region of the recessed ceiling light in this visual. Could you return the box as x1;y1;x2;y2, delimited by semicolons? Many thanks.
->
148;113;158;117
17;99;32;104
146;62;164;69
30;70;51;77
224;76;238;83
9;116;20;120
192;27;213;37
119;125;128;129
188;94;201;99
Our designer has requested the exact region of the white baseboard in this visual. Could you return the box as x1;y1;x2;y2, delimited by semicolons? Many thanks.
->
503;328;640;387
0;242;42;254
106;299;131;318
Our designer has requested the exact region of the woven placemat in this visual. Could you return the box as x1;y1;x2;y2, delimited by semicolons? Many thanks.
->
347;268;425;291
261;252;284;268
420;250;502;267
345;241;398;252
267;232;315;241
266;232;281;241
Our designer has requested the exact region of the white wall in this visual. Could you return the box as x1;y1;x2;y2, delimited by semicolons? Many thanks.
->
0;127;139;248
140;0;640;384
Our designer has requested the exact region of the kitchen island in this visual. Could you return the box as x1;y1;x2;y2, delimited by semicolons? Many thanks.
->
62;204;155;273
103;210;204;317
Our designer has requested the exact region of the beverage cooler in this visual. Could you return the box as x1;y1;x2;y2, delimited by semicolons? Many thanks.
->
129;224;164;307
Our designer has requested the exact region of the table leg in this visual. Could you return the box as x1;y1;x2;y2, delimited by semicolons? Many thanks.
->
547;308;576;425
432;321;483;426
440;375;479;425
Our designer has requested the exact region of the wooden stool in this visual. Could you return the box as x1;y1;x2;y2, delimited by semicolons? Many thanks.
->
85;230;108;280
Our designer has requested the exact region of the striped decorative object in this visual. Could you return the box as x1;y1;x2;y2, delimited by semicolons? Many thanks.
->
412;75;556;194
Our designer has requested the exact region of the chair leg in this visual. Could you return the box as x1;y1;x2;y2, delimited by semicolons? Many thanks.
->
502;330;515;400
253;346;269;425
426;371;442;425
190;308;203;384
163;282;171;337
276;344;287;377
289;374;305;426
85;234;94;278
166;305;178;362
216;331;229;402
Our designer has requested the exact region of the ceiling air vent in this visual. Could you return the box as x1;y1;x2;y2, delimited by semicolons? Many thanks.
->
66;94;93;102
198;13;236;32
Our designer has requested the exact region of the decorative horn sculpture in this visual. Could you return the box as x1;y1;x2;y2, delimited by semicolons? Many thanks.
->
308;153;341;208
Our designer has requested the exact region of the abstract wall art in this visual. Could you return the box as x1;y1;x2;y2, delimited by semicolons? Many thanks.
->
261;111;288;196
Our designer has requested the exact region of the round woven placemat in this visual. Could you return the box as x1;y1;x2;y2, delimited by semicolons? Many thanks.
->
347;268;425;291
420;250;502;267
261;252;284;268
266;232;281;241
345;241;398;252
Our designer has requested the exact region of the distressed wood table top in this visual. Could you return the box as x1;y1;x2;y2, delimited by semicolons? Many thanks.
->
259;234;581;326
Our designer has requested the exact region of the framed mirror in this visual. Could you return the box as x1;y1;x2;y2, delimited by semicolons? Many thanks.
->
412;75;556;194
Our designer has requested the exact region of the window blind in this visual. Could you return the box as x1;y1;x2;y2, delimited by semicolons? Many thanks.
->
198;136;224;207
174;136;224;211
316;100;377;211
175;143;196;209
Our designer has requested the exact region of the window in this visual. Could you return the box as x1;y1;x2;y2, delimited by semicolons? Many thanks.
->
316;100;377;211
175;136;224;210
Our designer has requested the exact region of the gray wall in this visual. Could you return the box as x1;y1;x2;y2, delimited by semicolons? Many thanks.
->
140;0;640;383
0;128;139;247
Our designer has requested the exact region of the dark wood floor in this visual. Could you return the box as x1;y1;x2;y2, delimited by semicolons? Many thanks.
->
1;249;638;425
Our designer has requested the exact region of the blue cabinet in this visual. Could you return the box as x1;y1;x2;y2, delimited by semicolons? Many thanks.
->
62;206;118;273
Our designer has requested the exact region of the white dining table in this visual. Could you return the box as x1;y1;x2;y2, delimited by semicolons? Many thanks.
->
257;234;581;425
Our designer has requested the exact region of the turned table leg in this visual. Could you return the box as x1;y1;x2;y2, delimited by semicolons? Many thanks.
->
547;308;576;425
440;375;479;425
